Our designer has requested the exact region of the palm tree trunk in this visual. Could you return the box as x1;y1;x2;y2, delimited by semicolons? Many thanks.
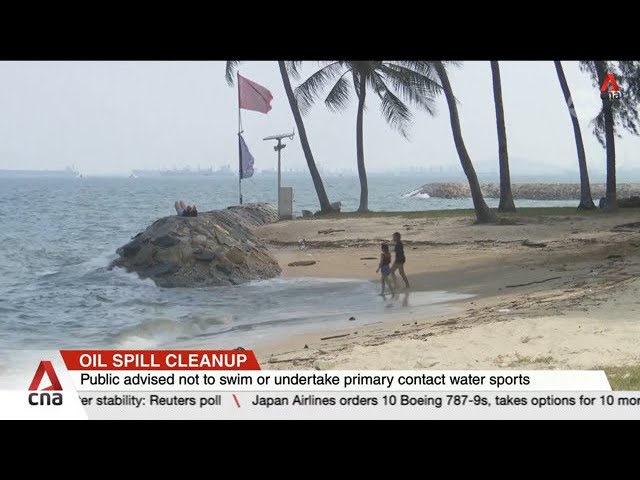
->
434;62;496;223
278;61;334;213
490;61;516;212
355;74;369;212
603;102;617;211
554;61;595;210
594;61;617;211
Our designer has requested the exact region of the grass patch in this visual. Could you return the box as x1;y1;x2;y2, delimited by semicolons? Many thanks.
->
312;207;612;221
603;365;640;391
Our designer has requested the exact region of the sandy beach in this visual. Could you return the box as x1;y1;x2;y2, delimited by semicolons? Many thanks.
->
251;210;640;373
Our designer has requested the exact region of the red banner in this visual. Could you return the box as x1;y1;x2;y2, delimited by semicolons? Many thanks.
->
60;350;261;370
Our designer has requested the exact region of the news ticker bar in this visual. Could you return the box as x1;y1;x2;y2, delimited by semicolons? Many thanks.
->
3;349;632;419
46;391;640;419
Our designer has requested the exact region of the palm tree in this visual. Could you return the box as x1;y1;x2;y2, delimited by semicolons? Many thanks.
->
225;61;335;213
594;60;617;211
553;61;595;209
433;62;496;223
295;61;441;212
580;60;640;212
490;61;515;212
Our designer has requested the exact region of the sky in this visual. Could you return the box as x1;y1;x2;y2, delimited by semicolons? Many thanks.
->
0;61;638;178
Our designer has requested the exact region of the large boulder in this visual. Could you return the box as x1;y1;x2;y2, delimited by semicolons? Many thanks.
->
111;203;281;287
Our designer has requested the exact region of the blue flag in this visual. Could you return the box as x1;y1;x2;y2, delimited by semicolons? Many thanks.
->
239;134;255;179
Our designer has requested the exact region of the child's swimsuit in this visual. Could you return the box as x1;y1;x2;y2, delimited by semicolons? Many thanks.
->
381;253;391;276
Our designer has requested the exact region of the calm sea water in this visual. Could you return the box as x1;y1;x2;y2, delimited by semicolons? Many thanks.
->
0;173;576;376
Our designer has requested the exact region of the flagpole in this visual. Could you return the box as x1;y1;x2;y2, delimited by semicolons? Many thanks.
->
237;71;243;205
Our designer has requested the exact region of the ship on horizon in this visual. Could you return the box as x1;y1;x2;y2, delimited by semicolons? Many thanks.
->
131;165;235;177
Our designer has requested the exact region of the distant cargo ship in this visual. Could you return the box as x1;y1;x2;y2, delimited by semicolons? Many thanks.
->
0;166;80;177
131;165;235;177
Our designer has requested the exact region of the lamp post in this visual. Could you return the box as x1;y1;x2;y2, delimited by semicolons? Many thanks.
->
263;131;295;218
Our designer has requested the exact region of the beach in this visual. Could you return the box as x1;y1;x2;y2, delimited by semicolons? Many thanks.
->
253;209;640;373
2;176;640;382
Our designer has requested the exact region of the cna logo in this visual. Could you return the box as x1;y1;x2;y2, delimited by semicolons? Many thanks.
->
600;73;623;100
28;360;63;406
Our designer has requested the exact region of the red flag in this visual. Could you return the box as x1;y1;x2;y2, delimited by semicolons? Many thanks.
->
238;74;273;114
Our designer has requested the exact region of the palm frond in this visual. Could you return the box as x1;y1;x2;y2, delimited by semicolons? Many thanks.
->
391;60;433;76
394;60;461;76
430;60;464;108
379;63;441;116
441;60;463;69
324;70;353;113
366;70;384;95
370;73;412;138
285;61;304;80
294;61;346;114
225;61;241;86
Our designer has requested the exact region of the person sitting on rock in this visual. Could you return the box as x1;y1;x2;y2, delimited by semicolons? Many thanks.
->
175;200;198;217
184;205;198;217
175;200;188;216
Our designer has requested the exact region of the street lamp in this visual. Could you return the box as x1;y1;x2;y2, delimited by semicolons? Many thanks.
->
263;130;295;219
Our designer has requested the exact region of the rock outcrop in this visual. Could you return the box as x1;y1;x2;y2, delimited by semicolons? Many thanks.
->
413;182;640;201
111;203;281;287
600;195;640;209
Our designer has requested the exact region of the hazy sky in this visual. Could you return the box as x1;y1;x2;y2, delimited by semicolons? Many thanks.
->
0;61;637;177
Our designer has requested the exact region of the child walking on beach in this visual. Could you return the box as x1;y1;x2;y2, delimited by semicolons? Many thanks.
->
376;243;395;296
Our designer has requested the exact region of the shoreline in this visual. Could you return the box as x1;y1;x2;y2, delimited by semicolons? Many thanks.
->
248;208;640;372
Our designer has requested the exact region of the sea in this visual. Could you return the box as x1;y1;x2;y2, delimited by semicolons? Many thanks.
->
0;173;577;379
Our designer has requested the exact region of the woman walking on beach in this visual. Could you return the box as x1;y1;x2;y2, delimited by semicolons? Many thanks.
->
376;243;395;296
391;232;410;289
